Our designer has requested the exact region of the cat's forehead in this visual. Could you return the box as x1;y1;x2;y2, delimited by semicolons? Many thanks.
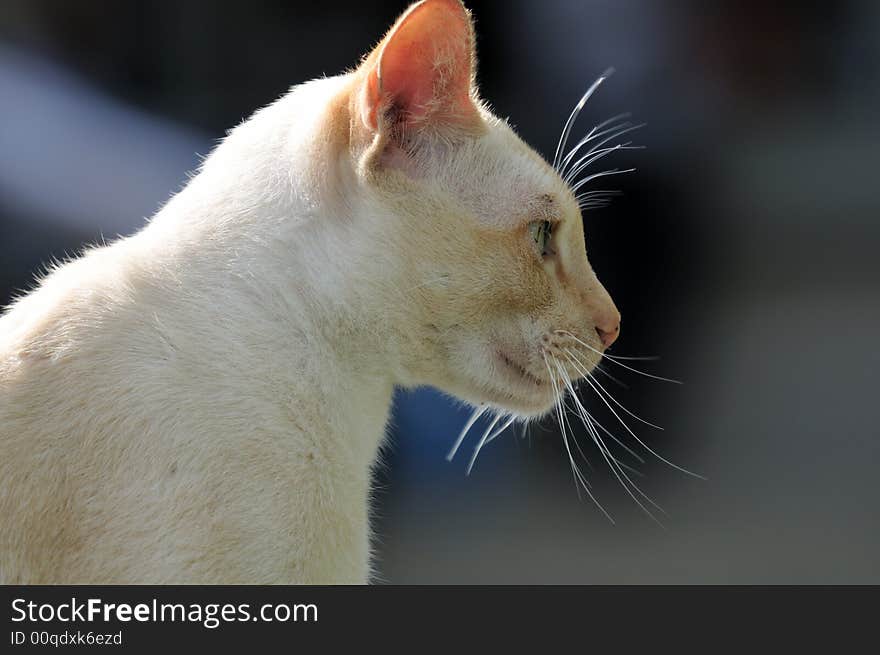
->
437;121;578;228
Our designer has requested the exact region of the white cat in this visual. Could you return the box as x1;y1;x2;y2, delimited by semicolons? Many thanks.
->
0;0;620;583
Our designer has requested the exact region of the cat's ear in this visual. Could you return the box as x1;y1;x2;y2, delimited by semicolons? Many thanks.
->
357;0;481;138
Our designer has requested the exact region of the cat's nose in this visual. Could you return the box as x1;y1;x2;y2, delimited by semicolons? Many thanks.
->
585;276;620;349
594;312;621;349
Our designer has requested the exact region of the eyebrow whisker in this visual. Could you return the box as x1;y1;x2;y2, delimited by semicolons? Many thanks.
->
552;69;615;170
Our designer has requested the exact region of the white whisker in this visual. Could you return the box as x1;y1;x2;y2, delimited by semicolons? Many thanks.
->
564;144;644;186
569;168;637;195
561;395;596;472
484;414;517;448
556;330;681;383
559;393;597;473
558;116;633;174
581;374;705;480
576;189;623;201
563;123;645;183
552;69;614;170
560;354;649;466
465;413;502;475
566;348;665;430
581;407;667;522
447;404;487;461
580;403;646;465
602;354;661;362
594;362;628;389
544;353;614;522
544;356;584;496
554;359;666;526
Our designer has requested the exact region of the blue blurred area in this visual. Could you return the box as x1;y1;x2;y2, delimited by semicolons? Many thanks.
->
390;387;523;482
1;0;878;582
391;388;465;470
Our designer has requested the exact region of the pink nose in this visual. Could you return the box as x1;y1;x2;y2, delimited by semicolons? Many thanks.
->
595;319;620;349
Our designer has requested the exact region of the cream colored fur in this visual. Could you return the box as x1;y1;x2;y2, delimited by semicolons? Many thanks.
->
0;0;619;583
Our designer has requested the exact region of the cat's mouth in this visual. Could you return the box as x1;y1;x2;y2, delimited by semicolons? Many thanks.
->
497;350;544;387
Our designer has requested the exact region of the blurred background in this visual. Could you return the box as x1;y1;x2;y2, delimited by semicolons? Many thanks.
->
1;0;878;583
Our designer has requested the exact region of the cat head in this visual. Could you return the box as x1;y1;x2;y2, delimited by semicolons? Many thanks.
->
347;0;621;417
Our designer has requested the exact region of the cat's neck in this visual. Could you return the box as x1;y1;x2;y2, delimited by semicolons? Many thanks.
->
132;75;400;456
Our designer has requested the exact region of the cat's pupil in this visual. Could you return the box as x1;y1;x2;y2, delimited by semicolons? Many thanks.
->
530;220;553;255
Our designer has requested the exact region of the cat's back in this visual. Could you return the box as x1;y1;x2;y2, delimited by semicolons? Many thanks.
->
0;202;364;584
0;240;163;582
0;70;376;583
0;238;151;414
1;243;234;582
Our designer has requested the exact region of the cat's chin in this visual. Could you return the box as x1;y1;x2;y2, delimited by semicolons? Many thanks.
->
476;386;558;418
459;356;559;418
438;345;560;417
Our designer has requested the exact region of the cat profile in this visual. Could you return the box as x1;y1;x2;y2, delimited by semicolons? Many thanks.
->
0;0;620;583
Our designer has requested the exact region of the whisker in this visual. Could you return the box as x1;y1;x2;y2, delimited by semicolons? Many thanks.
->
602;354;661;362
594;419;646;469
564;143;630;185
561;356;646;466
558;116;633;174
569;394;647;466
544;354;614;522
484;414;517;448
552;68;614;170
563;123;645;183
566;376;645;477
447;404;487;461
556;330;681;383
579;202;612;212
594;363;628;389
564;143;644;186
554;359;666;526
581;408;666;519
588;416;646;465
559;347;703;480
576;190;623;204
465;413;502;475
544;356;586;496
566;349;665;430
581;374;706;480
570;168;637;195
562;393;595;473
465;413;515;475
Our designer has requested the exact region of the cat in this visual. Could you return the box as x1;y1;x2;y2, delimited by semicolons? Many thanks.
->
0;0;620;583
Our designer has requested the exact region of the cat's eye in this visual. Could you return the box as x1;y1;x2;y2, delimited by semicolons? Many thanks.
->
528;220;555;257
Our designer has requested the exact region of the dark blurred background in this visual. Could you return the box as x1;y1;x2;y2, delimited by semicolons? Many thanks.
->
1;1;878;583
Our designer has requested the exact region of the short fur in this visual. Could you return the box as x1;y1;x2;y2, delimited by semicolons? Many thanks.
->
0;0;619;583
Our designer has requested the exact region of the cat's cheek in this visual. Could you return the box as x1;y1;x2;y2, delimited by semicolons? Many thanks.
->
497;265;556;317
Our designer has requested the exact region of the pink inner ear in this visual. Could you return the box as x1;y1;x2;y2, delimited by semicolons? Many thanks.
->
368;0;477;130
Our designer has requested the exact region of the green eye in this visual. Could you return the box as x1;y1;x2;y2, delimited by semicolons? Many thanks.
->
529;220;554;256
